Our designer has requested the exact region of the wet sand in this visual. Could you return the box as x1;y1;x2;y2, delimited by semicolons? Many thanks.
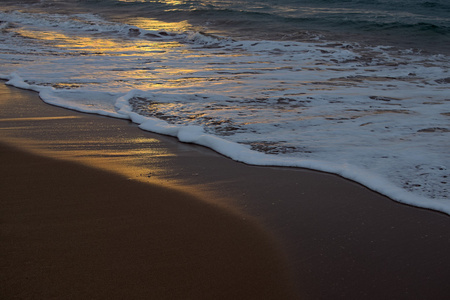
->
0;84;295;299
1;82;450;299
0;142;295;299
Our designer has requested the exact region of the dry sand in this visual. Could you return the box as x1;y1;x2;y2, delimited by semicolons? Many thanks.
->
1;82;450;299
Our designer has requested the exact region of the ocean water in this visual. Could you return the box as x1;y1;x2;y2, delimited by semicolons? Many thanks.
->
1;0;449;214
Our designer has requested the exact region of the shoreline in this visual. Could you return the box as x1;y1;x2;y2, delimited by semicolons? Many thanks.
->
1;83;450;298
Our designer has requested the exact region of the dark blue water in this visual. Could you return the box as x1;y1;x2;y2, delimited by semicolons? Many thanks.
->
3;0;450;54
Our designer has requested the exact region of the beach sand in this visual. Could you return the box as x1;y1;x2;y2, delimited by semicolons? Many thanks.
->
1;82;450;299
0;142;295;299
0;84;295;299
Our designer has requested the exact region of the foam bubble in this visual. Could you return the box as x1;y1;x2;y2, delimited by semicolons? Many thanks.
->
2;10;449;215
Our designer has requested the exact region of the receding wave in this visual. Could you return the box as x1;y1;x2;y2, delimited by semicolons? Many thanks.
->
1;2;449;215
1;9;449;215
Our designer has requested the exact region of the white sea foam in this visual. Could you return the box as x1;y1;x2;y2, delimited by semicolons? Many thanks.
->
1;10;449;214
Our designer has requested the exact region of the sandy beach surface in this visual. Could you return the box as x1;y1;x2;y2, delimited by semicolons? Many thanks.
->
1;82;449;299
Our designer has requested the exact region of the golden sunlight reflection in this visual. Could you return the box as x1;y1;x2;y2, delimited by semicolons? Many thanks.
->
126;17;191;33
4;136;181;187
14;17;253;93
3;134;228;208
118;0;186;5
17;29;119;54
16;27;183;55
